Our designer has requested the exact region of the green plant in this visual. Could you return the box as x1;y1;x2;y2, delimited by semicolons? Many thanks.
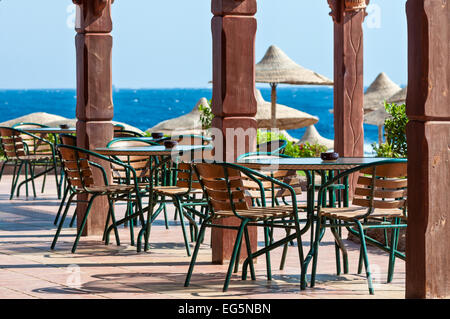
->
256;130;327;158
297;142;328;157
372;102;408;158
199;99;214;130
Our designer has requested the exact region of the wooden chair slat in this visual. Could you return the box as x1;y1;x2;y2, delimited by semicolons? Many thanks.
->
353;198;406;209
354;187;407;199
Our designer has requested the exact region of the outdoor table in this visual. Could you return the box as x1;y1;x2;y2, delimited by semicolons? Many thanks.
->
95;144;212;251
237;156;407;289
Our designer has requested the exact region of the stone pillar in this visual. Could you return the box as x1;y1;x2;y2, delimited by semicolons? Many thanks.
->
329;0;366;195
210;0;258;264
405;0;450;299
73;0;114;235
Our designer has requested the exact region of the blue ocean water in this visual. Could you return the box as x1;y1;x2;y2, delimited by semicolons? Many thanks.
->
0;87;379;149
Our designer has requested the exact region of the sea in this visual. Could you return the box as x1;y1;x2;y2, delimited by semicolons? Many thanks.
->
0;87;378;154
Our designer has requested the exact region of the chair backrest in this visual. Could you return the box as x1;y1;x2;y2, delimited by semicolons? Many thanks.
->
242;170;302;202
58;145;95;189
353;163;408;210
113;130;143;138
0;127;27;158
172;134;211;146
10;123;52;155
195;163;248;212
257;139;288;154
107;139;151;180
59;134;77;146
175;163;202;189
113;124;125;131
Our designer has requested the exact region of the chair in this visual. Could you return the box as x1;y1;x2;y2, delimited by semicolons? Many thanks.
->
242;169;307;273
308;162;408;295
0;126;60;199
106;138;159;246
113;129;144;138
257;139;288;154
149;162;206;256
53;134;78;226
51;144;144;253
184;162;305;292
12;123;56;192
236;140;288;161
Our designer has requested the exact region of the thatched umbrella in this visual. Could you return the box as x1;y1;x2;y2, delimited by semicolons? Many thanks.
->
364;108;392;145
387;87;407;105
0;112;67;127
298;125;334;150
254;89;318;130
364;72;401;113
256;45;333;129
147;98;208;135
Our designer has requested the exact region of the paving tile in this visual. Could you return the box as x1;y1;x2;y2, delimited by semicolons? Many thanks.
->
0;178;406;299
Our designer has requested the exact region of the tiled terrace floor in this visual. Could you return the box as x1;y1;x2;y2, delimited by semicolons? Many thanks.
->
0;175;405;299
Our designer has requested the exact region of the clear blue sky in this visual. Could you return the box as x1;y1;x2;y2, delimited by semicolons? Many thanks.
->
0;0;407;89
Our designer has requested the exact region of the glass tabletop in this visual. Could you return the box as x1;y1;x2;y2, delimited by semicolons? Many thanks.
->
237;157;407;169
95;144;212;156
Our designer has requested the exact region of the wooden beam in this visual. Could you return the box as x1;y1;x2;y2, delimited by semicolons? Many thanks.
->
74;0;114;235
210;0;258;264
405;0;450;298
329;0;366;196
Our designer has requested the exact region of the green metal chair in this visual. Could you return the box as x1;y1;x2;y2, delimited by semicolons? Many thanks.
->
113;129;144;138
184;161;305;292
11;123;55;194
306;161;408;295
106;138;161;246
51;144;144;253
0;126;60;199
53;134;78;227
236;140;288;161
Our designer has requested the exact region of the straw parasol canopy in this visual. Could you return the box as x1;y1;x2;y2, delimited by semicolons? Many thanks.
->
298;125;334;150
0;112;67;127
256;45;333;129
146;98;207;135
255;89;318;130
364;72;401;113
387;87;407;105
364;108;392;145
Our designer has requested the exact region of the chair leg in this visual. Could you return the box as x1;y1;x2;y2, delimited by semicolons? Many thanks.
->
355;220;375;295
0;161;7;182
310;216;325;288
244;227;256;281
106;196;121;247
10;161;23;200
174;196;191;257
51;192;77;250
264;224;272;281
72;195;98;253
54;185;70;225
223;221;247;292
41;163;48;194
24;160;29;197
28;162;37;198
184;220;209;288
387;218;400;283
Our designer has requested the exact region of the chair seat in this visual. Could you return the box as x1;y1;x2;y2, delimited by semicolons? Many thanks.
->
319;206;406;221
152;185;203;196
82;184;135;194
215;205;296;221
17;154;52;161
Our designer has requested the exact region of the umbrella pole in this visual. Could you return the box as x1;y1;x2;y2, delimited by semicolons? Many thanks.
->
378;125;383;145
271;83;278;130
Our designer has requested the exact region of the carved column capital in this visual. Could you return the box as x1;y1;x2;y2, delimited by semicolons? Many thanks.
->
328;0;370;23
